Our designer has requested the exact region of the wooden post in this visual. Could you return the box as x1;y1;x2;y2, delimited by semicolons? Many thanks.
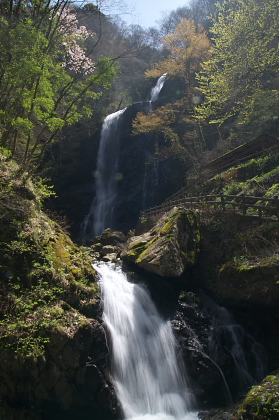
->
220;193;226;211
241;193;246;215
258;207;262;224
274;195;279;219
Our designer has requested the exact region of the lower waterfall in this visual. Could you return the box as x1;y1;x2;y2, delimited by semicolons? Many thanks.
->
94;262;197;420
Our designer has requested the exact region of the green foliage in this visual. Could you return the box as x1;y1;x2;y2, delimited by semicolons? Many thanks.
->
0;159;98;357
146;19;211;87
237;371;279;420
0;4;116;176
197;0;279;136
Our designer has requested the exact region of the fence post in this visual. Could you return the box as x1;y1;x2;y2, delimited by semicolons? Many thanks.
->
274;195;279;219
241;193;246;215
258;207;262;224
220;193;226;211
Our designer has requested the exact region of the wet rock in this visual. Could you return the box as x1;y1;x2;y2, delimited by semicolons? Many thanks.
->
73;322;94;352
198;409;234;420
102;253;118;262
101;245;117;256
92;242;103;252
96;384;114;410
96;229;126;246
89;322;109;361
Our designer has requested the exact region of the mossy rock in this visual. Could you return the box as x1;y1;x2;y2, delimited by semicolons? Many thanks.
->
122;207;200;277
217;257;279;308
236;371;279;419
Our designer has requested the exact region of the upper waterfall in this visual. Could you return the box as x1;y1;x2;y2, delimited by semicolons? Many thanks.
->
150;73;167;102
81;73;168;240
81;108;126;239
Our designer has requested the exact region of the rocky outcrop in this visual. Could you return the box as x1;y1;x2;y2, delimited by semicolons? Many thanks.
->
88;228;127;262
0;317;117;420
122;208;200;277
0;159;118;420
217;257;279;308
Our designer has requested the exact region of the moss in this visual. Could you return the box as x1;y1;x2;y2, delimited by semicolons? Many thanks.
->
125;240;148;259
0;159;98;358
236;371;279;419
135;237;159;264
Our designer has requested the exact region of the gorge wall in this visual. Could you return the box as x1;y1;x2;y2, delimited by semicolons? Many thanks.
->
48;77;189;240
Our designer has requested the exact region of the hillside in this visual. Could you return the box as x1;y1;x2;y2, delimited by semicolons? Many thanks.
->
0;150;118;420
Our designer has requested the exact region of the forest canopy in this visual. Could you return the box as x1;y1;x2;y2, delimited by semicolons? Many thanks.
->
0;0;116;175
0;0;279;178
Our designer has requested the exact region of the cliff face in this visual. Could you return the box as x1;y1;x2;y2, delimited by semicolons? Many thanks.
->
48;94;189;241
0;155;118;420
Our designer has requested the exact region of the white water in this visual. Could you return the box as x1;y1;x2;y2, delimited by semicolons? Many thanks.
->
94;262;197;420
150;74;167;102
82;108;126;239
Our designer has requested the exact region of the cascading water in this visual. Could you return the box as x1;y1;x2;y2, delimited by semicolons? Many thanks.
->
82;108;126;239
207;301;266;395
94;262;197;420
150;73;167;102
141;74;167;209
142;160;160;209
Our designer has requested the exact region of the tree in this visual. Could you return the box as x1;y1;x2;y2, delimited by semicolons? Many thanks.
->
146;19;211;89
132;19;211;159
196;0;279;137
0;1;116;175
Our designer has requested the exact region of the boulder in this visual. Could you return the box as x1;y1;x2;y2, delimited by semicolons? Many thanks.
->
122;207;200;277
236;370;279;419
94;229;126;246
217;257;279;308
100;245;116;256
102;253;118;262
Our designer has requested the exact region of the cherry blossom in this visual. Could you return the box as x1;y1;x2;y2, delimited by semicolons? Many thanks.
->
57;7;95;75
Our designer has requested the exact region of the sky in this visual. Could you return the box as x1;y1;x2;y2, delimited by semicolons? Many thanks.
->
105;0;191;28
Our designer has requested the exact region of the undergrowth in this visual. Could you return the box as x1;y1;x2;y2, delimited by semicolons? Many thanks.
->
0;149;97;357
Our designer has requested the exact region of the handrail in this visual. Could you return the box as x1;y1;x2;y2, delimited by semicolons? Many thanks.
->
140;193;279;222
164;144;279;204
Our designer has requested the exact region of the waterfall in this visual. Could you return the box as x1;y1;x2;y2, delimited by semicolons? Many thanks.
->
207;303;266;395
150;73;167;102
81;74;168;240
94;262;197;420
82;108;126;239
142;160;160;209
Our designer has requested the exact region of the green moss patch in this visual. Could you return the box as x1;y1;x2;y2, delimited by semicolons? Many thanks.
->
236;371;279;420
